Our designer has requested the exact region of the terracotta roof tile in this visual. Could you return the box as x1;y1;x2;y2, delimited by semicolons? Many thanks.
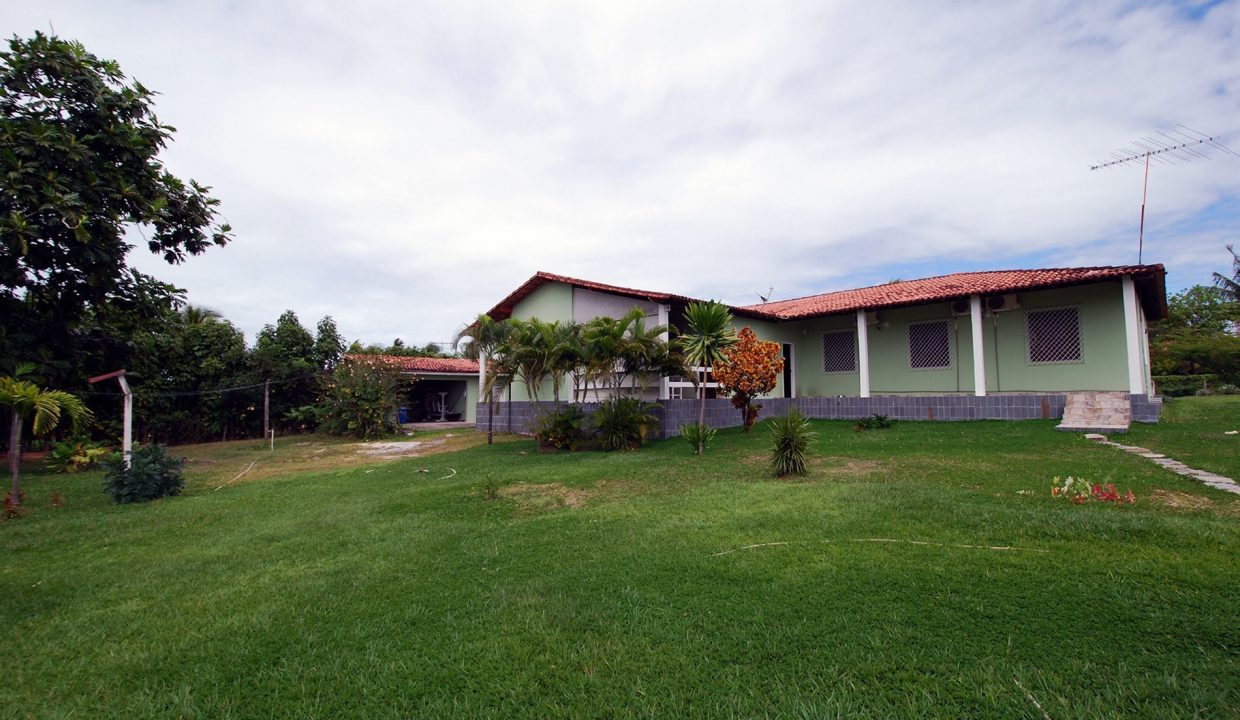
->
346;354;478;374
741;265;1166;319
482;265;1167;325
485;271;775;321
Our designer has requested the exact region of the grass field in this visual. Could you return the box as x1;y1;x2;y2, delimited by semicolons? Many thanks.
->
3;399;1239;718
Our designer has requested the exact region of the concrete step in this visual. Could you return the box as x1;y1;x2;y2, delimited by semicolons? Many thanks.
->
1056;391;1131;433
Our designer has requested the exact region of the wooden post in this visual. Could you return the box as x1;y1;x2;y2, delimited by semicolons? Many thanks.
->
263;378;271;439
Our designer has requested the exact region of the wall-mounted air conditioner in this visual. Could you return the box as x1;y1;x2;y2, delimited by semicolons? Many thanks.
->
986;294;1020;312
950;299;971;316
865;311;881;326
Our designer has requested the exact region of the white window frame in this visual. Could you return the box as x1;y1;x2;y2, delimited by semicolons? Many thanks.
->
907;320;953;371
1025;305;1085;365
821;329;857;374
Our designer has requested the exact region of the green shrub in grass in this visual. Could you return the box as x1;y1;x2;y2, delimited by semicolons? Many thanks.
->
770;407;814;476
102;444;185;504
591;398;659;451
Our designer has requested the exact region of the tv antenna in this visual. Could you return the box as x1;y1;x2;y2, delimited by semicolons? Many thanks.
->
756;287;774;303
1091;124;1239;264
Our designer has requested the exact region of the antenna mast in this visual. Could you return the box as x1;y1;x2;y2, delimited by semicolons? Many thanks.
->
1091;124;1239;264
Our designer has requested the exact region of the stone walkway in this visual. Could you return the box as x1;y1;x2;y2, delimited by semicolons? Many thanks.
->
1084;434;1240;495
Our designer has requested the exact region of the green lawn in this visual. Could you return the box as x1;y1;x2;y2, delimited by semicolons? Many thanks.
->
3;401;1239;719
1123;395;1240;479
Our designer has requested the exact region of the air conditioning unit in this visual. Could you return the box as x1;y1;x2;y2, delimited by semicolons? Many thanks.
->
950;299;971;316
865;311;881;326
986;294;1020;312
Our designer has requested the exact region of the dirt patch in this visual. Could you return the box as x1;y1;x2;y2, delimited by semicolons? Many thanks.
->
498;482;595;510
1148;490;1240;518
741;453;885;480
355;440;445;457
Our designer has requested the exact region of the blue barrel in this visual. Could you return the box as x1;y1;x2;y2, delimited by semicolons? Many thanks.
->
397;406;410;424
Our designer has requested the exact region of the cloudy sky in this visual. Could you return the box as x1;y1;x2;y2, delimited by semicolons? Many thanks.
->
7;1;1240;346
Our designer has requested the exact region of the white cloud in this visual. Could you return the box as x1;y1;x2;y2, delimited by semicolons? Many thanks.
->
6;0;1239;343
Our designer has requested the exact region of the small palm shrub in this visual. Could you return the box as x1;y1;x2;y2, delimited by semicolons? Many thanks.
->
854;413;893;431
770;408;815;477
103;444;185;504
591;398;660;451
533;406;589;451
679;423;717;453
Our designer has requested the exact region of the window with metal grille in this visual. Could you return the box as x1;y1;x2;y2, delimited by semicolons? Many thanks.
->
908;321;951;370
822;330;856;373
1027;307;1082;364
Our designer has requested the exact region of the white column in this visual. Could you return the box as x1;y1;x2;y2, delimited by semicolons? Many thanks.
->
856;309;871;398
1121;276;1143;394
969;295;986;396
478;350;488;403
117;374;133;470
658;304;671;400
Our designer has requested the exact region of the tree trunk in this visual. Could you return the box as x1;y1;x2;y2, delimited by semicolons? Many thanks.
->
696;368;707;455
487;387;494;445
8;409;22;506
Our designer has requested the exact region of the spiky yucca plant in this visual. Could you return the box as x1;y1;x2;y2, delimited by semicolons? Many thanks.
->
769;407;814;477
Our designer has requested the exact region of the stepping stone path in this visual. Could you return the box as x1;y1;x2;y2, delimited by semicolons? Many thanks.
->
1083;434;1240;495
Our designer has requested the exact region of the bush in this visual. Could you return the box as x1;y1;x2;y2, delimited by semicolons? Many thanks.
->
679;423;717;453
591;398;660;451
770;408;815;477
45;436;112;474
854;413;893;431
533;406;589;451
1152;374;1220;397
102;444;185;504
316;356;402;439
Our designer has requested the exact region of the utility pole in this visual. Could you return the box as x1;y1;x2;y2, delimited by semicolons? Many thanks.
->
263;378;271;439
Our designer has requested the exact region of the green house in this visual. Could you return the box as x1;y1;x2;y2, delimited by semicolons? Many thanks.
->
475;265;1168;433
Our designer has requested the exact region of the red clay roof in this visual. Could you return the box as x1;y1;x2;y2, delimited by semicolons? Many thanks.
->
742;265;1166;319
485;271;774;321
347;354;478;374
483;265;1167;324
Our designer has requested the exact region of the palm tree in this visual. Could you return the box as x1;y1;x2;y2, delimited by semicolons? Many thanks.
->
676;301;738;454
580;315;627;400
2;375;92;507
618;308;670;398
1213;244;1240;302
454;315;511;445
179;305;223;325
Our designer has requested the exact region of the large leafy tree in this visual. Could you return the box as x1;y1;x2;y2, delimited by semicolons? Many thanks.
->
0;32;231;380
676;301;737;454
129;309;250;444
2;373;91;507
713;326;783;432
252;310;319;430
1150;283;1240;392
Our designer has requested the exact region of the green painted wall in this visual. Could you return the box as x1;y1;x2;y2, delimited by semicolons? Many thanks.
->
464;377;478;422
985;282;1128;392
508;281;573;402
786;282;1131;396
786;315;859;397
868;303;969;393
